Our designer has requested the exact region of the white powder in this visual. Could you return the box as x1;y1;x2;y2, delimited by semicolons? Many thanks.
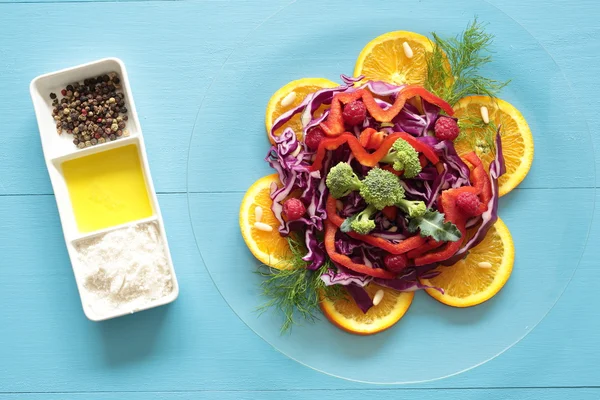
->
74;221;173;317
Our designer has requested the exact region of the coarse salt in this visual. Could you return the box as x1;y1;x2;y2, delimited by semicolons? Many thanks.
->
480;106;490;124
280;91;297;107
373;289;385;306
402;42;414;59
75;221;173;317
254;222;273;232
478;261;493;269
254;206;263;223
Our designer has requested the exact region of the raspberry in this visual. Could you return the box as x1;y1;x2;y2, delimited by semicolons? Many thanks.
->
305;126;325;151
342;100;367;126
384;254;408;273
283;198;306;221
456;192;483;216
434;116;460;141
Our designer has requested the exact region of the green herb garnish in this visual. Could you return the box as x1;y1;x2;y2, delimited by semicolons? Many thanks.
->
408;210;462;242
425;18;509;106
257;236;345;334
458;115;499;155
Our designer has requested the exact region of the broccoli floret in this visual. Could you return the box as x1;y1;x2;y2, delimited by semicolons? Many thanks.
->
359;168;405;210
326;162;363;199
396;198;427;218
380;138;422;178
349;205;378;235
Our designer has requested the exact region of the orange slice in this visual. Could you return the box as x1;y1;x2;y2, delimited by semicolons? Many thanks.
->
320;284;414;335
239;174;292;269
454;96;534;196
265;78;339;144
420;218;514;307
354;31;434;86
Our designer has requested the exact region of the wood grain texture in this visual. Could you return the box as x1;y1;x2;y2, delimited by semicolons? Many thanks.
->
0;0;289;195
0;0;599;395
0;192;598;392
0;389;599;400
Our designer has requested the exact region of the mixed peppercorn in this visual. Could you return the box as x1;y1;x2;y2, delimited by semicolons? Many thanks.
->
49;73;129;149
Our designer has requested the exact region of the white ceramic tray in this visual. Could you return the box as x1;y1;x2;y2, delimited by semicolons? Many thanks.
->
30;58;179;321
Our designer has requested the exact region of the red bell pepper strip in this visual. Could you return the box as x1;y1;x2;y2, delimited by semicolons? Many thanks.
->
413;188;474;265
326;195;426;255
419;154;428;169
382;165;402;176
320;90;365;137
406;239;444;259
311;130;438;172
358;128;375;148
462;152;492;213
310;132;403;171
358;127;386;150
325;221;396;279
321;87;454;136
368;130;386;150
382;206;397;221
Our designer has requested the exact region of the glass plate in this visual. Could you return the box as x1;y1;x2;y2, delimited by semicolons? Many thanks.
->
187;0;595;384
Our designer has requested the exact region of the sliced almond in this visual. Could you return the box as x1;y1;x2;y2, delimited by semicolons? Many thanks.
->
372;289;385;306
480;106;490;124
402;42;414;59
280;91;296;107
254;206;263;223
254;222;273;232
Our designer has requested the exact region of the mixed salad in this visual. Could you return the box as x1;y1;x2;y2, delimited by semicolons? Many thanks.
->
266;76;504;313
241;20;532;334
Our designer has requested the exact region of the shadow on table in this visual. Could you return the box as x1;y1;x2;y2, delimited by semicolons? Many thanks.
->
97;304;170;366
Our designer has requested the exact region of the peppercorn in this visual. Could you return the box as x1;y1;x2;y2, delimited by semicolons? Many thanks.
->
109;134;116;141
73;138;79;145
84;140;91;147
91;138;98;145
49;92;57;100
77;142;85;149
116;130;123;137
98;137;106;144
66;84;74;91
120;107;127;113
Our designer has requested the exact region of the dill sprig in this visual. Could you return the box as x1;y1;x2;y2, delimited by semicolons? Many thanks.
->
425;18;509;106
458;114;499;155
257;236;345;334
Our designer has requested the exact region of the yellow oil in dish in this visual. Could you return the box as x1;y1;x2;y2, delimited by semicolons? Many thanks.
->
62;144;153;233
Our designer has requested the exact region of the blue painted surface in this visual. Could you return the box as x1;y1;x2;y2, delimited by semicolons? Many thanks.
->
0;0;599;396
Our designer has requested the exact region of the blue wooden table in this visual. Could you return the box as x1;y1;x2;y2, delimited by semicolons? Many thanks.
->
1;0;599;398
